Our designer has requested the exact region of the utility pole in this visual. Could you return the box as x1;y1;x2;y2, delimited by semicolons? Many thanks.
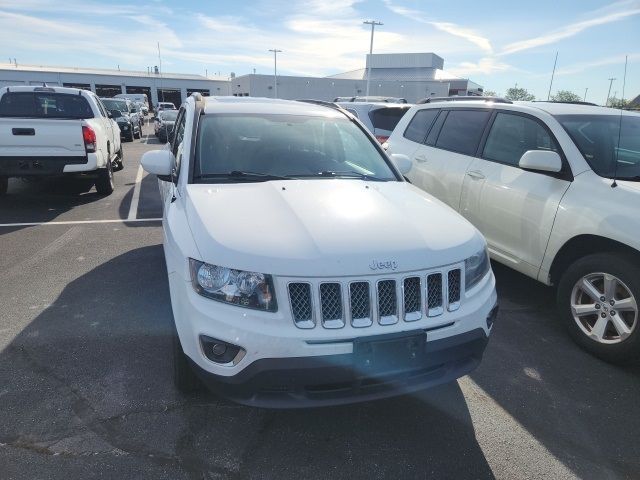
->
606;77;616;106
268;49;282;98
157;41;164;102
363;20;383;99
547;51;558;101
584;87;588;102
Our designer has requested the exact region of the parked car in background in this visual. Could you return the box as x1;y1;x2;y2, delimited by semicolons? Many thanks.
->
338;102;412;143
0;86;121;195
135;100;149;116
336;96;408;104
385;98;640;363
139;94;498;407
155;102;176;116
101;98;140;141
129;103;144;131
115;93;149;113
154;109;178;143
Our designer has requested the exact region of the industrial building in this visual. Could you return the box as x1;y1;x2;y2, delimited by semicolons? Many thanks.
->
0;53;482;106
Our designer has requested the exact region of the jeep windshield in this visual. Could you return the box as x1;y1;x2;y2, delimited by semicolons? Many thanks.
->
193;114;399;183
556;113;640;180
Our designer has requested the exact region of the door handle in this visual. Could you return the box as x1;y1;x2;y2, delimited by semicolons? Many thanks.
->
466;170;485;179
415;155;428;163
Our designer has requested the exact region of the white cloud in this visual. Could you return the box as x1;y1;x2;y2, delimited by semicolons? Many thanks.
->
383;0;493;54
446;57;511;77
500;0;640;55
553;53;640;76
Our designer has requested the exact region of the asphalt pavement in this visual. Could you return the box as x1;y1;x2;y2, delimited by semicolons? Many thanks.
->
0;122;638;480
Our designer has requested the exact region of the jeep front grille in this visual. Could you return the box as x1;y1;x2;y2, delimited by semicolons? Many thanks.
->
287;266;462;329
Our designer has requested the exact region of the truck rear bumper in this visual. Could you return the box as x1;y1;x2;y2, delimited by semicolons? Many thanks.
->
0;155;92;176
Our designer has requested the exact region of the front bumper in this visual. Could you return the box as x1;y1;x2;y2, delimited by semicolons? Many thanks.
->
169;266;497;407
191;326;492;408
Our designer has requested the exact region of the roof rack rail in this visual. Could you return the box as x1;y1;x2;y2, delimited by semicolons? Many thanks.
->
296;99;343;111
417;96;512;104
533;100;599;106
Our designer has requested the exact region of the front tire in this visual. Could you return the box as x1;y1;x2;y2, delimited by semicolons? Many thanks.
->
0;176;7;196
173;327;202;393
557;252;640;363
94;161;114;195
126;126;134;142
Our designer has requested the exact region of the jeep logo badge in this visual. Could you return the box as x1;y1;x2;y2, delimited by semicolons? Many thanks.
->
369;260;398;271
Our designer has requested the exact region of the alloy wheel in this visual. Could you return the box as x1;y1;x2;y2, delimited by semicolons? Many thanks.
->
571;272;638;344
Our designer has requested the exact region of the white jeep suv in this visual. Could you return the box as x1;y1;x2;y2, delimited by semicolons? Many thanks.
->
385;98;640;363
141;94;497;407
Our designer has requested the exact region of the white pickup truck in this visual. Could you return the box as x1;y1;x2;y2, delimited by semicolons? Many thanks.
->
0;86;123;196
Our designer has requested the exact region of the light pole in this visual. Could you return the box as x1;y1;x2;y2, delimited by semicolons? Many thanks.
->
606;77;616;106
268;49;282;98
363;20;382;99
584;87;588;102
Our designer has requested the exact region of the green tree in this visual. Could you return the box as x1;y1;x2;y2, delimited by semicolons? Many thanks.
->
504;87;536;101
551;90;582;102
482;90;497;97
608;97;628;109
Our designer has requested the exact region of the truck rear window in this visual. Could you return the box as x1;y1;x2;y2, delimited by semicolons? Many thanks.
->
368;107;410;132
0;92;94;119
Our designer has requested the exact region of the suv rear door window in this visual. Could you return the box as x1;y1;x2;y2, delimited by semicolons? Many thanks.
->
403;109;439;143
483;112;558;166
435;110;490;155
0;92;94;119
369;107;409;132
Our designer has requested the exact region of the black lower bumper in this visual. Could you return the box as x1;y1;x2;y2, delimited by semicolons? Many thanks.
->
191;328;490;408
0;156;88;176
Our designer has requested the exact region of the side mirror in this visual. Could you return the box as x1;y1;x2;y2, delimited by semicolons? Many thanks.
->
518;150;562;173
110;109;121;119
107;111;113;118
141;149;173;181
390;153;412;175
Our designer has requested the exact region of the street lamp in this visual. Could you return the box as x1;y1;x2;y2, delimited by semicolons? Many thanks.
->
363;20;383;99
268;49;282;98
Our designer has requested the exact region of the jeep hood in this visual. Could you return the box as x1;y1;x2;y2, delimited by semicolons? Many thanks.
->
184;180;483;277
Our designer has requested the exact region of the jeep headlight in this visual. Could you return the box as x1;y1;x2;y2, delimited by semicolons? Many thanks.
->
465;248;490;290
189;259;277;312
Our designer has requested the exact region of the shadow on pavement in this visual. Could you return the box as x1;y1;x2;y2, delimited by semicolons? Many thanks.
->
0;245;495;479
471;262;640;479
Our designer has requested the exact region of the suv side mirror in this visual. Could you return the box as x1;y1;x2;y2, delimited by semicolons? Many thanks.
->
390;153;412;175
110;109;121;119
518;150;562;173
141;149;173;181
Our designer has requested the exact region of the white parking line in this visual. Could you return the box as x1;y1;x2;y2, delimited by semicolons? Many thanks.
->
127;164;145;220
0;218;161;228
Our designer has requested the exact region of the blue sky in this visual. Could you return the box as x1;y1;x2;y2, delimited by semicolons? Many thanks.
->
1;0;639;102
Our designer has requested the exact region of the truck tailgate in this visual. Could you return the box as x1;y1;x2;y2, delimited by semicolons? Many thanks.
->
0;118;86;157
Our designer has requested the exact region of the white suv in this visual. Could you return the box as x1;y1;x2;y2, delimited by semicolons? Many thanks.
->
385;98;640;363
141;94;498;407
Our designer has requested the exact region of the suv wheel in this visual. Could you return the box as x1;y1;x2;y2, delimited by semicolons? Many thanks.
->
173;327;202;393
558;253;640;363
0;176;7;196
94;161;114;195
127;126;134;142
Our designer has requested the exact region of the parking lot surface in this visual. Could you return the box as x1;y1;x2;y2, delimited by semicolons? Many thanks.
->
1;123;639;480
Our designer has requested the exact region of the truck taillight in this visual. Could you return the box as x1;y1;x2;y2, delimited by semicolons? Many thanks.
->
82;125;97;153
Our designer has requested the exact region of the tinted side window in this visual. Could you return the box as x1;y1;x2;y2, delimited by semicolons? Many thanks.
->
435;110;491;155
369;107;409;131
483;113;558;166
171;108;187;175
403;109;439;144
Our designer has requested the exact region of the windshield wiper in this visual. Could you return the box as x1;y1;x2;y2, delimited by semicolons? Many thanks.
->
194;171;292;182
295;171;386;181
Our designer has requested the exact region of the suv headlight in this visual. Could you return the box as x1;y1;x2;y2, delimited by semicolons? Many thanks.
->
189;259;277;312
465;248;490;290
